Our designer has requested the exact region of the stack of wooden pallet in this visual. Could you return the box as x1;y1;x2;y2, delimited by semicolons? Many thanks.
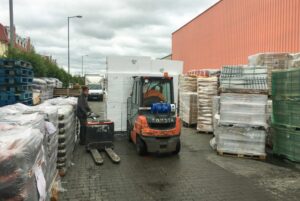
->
0;59;33;107
196;77;218;132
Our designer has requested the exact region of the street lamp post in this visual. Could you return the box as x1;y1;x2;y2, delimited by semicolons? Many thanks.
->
67;15;82;75
82;55;88;77
9;0;14;48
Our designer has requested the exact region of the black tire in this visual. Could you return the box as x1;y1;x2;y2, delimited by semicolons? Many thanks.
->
173;140;181;155
127;121;132;142
99;95;103;102
136;136;147;156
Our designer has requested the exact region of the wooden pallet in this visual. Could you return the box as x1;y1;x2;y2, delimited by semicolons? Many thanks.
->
58;167;68;177
182;121;197;128
217;151;266;160
197;130;213;134
219;88;268;95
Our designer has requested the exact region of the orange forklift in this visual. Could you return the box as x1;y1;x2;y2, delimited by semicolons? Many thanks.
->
127;73;181;155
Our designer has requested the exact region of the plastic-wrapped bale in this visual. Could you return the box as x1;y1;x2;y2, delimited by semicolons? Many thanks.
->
45;97;78;107
56;105;77;176
179;75;197;92
212;96;220;131
248;53;292;95
179;92;197;125
0;126;45;201
40;78;56;101
215;126;266;158
219;93;268;129
220;65;268;93
197;77;218;132
272;125;300;162
32;78;48;102
0;110;57;191
24;104;59;192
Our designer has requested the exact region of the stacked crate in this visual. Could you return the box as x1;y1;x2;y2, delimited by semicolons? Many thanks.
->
196;77;218;132
272;68;300;162
0;59;33;106
215;66;268;159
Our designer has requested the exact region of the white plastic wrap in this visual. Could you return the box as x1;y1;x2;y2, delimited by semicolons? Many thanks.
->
0;126;44;201
45;97;78;107
179;92;197;125
215;126;266;156
197;77;218;132
212;96;220;132
0;103;31;116
0;113;45;135
219;93;268;128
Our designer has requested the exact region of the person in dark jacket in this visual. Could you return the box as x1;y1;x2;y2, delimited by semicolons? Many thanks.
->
77;86;92;145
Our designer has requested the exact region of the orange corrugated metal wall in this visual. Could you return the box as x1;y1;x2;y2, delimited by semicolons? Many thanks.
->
172;0;300;72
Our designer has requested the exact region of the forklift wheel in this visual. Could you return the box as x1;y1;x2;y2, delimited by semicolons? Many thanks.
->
173;140;181;155
136;136;147;156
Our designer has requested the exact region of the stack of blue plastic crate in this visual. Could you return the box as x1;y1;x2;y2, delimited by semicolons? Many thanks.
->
0;59;34;106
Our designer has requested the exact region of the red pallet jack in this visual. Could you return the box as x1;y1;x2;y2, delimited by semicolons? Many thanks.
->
85;114;120;165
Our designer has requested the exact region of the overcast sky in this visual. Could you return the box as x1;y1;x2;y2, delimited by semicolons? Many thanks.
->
0;0;218;75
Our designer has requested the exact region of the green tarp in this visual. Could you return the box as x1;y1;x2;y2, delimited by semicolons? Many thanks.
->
272;125;300;162
272;68;300;162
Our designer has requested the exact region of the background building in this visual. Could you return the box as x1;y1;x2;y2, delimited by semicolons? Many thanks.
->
172;0;300;73
0;23;9;56
0;23;33;56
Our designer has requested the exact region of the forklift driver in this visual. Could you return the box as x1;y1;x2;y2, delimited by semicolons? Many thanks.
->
77;86;92;145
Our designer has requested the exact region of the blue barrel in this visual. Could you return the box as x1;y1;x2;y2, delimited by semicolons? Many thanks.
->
151;103;171;114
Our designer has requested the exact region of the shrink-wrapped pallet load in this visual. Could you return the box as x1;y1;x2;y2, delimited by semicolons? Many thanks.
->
272;68;300;162
215;93;268;158
43;97;78;176
0;108;59;199
179;75;197;92
0;126;45;201
215;126;266;158
219;93;268;128
178;75;197;125
197;77;218;132
179;92;197;125
212;96;220;131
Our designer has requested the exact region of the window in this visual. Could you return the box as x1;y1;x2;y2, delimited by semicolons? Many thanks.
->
142;79;172;107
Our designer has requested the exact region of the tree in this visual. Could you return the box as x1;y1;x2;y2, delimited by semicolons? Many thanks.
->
6;48;84;87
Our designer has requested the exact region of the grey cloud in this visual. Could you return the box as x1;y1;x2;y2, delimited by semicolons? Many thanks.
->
0;0;219;75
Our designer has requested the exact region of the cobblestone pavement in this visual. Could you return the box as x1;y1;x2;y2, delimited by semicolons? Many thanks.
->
60;101;300;201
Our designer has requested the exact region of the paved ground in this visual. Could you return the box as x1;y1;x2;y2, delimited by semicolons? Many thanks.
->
60;101;300;201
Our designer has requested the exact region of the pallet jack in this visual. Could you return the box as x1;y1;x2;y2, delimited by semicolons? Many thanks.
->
85;114;120;165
